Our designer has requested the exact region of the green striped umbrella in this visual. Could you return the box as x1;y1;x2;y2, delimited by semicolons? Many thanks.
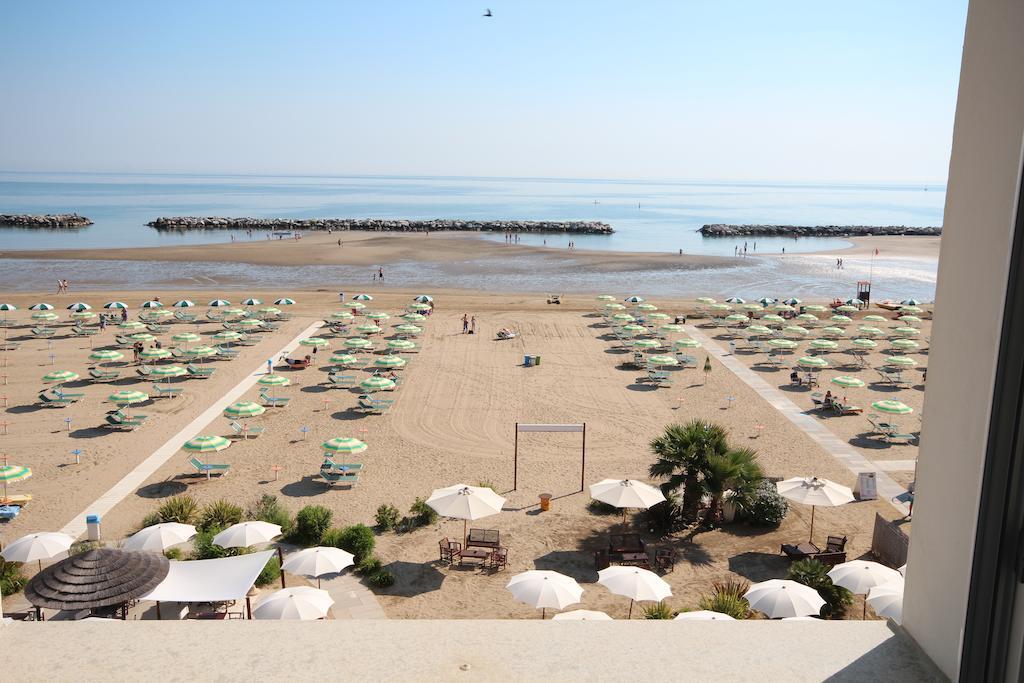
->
783;325;809;336
352;294;373;301
809;339;838;350
258;307;281;316
348;302;367;311
900;299;922;306
32;312;58;321
863;315;887;323
647;312;670;321
43;370;79;383
139;348;172;361
767;339;798;349
329;353;360;366
208;299;231;307
241;298;262;306
152;309;173;320
872;400;913;415
742;303;763;311
796;313;818;322
725;297;745;304
797;356;830;368
223;401;266;419
387;339;416;351
892;327;921;337
66;302;92;312
185;345;217;358
836;305;859;313
150;365;187;379
236;319;264;328
355;323;382;335
890;339;920;350
709;304;733;312
331;312;355;321
783;298;802;306
129;333;155;342
885;356;919;367
407;302;430;311
773;304;795;312
857;326;884;337
757;297;777;306
624;296;645;304
830;315;853;324
402;313;426;322
761;314;785;324
141;300;163;308
172;332;201;343
611;313;635;323
413;295;434;303
820;326;846;337
173;300;196;308
637;303;658;312
365;312;390;321
258;373;291;387
897;316;922;324
360;376;396;392
103;301;127;310
322;437;368;455
604;303;626;311
803;305;827;313
659;324;686;334
1;464;32;500
746;325;772;336
851;338;878;349
71;311;96;320
30;302;55;311
119;321;146;330
183;435;232;453
90;349;124;362
695;297;716;304
274;298;296;306
213;331;243;341
674;338;701;349
620;324;646;335
648;354;678;366
374;355;407;369
632;339;660;350
345;338;373;350
725;314;748;323
831;375;866;388
900;305;924;314
0;303;17;311
394;324;422;335
109;389;149;404
300;337;330;347
223;308;246;317
596;295;616;302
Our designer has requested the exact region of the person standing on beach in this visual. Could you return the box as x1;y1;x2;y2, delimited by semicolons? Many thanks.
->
470;316;477;335
120;307;128;322
462;314;469;334
379;267;384;281
372;271;377;282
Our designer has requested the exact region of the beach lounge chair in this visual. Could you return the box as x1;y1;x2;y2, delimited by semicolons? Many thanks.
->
114;335;134;348
188;456;230;479
356;395;393;414
89;367;121;382
866;413;898;436
136;366;154;377
101;412;145;430
174;311;197;323
262;321;280;331
319;464;359;487
186;364;215;379
206;310;225;321
884;432;917;445
832;401;863;416
327;373;356;388
321;460;364;473
0;341;20;351
228;420;264;438
646;370;673;387
152;383;183;399
258;389;290;408
72;325;99;337
110;408;148;422
54;388;85;401
810;392;825;408
234;335;258;346
31;327;56;338
676;354;698;368
215;346;239;361
169;348;186;359
0;504;21;521
147;324;169;334
0;493;32;506
37;390;74;408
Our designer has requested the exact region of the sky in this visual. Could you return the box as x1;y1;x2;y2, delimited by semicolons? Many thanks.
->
0;1;969;182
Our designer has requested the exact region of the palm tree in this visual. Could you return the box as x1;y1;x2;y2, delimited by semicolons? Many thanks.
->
703;447;763;523
648;420;728;521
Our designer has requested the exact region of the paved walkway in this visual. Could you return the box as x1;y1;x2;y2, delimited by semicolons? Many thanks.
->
59;321;324;538
685;326;910;516
320;572;387;619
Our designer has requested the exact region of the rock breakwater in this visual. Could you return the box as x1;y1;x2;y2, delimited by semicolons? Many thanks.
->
700;224;941;237
148;217;613;234
0;213;93;229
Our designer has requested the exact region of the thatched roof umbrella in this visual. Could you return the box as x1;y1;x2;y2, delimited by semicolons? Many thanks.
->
25;548;169;616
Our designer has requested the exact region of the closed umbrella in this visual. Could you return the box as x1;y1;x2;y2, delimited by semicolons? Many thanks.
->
1;531;75;570
867;582;904;624
744;579;825;619
828;561;904;619
552;609;613;621
281;547;355;588
254;586;333;620
507;570;584;619
597;566;672;618
426;484;506;546
674;610;736;621
776;477;854;540
122;523;197;552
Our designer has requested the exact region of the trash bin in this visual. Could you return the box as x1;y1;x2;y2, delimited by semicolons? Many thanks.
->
534;355;541;366
86;514;101;542
524;355;533;367
338;292;345;302
539;493;552;511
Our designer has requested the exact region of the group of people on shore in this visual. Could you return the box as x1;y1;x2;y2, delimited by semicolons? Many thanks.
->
461;314;477;335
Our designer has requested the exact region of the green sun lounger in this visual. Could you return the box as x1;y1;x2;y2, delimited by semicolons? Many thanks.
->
152;383;183;398
186;364;215;378
327;374;356;388
89;368;120;382
229;420;264;438
259;389;290;407
189;456;230;479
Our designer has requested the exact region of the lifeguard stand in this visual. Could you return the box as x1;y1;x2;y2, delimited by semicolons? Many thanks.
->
857;281;871;307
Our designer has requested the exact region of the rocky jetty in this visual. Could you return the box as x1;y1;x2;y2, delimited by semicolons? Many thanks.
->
148;217;614;234
700;224;941;237
0;213;93;229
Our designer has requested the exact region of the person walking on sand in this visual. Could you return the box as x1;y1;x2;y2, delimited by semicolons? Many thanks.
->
379;267;384;281
470;316;477;335
462;314;469;334
120;307;128;322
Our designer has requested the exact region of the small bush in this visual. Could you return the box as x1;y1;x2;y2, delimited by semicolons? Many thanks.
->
368;569;395;588
156;495;199;524
0;560;27;597
247;494;293;533
374;504;401;531
164;547;184;561
642;602;676;619
139;512;161;529
586;499;620;516
292;505;333;546
197;500;243;532
643;494;687;535
356;556;383;576
788;559;852;619
697;580;751;619
69;540;101;556
409;497;437;527
255;556;281;587
737;480;788;527
476;481;496;491
327;524;376;564
192;528;247;560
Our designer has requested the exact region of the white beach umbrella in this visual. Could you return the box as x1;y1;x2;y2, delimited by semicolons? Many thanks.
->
776;477;854;540
281;547;356;588
551;609;613;621
597;566;672;618
588;479;666;522
867;582;904;624
253;586;334;621
212;521;283;549
426;484;506;545
1;531;76;570
506;570;584;619
744;579;825;619
122;523;197;552
828;561;904;619
673;610;736;621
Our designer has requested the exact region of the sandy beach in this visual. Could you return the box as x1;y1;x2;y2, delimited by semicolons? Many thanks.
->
0;288;923;620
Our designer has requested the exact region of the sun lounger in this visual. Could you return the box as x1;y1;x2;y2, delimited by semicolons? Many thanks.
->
233;335;258;346
186;364;215;379
152;383;183;399
0;493;32;506
321;460;364;472
102;413;145;430
229;420;264;438
89;368;121;382
174;311;197;323
136;366;153;377
189;456;230;479
110;408;148;421
31;327;57;338
262;321;280;331
258;389;290;407
72;325;99;337
114;335;134;348
0;341;20;351
54;388;85;401
146;324;169;334
676;354;698;368
356;395;393;414
215;346;239;360
646;370;673;387
327;373;356;388
320;464;359;487
866;414;898;435
37;390;74;408
832;401;863;415
884;432;917;445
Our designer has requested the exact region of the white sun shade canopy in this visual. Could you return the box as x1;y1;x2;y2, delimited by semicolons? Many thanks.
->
142;550;275;603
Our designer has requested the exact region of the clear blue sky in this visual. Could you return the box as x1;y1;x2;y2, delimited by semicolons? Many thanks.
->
0;1;968;182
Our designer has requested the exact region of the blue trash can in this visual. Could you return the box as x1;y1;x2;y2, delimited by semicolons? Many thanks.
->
524;355;533;367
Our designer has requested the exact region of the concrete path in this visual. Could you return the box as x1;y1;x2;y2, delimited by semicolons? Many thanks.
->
685;326;910;516
320;571;387;619
873;460;918;472
59;321;324;538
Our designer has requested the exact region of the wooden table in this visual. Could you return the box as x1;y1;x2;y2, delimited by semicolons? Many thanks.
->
459;548;490;567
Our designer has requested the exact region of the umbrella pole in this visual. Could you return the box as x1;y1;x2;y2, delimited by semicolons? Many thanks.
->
278;547;286;588
809;505;816;542
246;596;252;620
463;519;468;549
156;601;162;620
628;599;634;619
542;607;546;620
863;596;867;620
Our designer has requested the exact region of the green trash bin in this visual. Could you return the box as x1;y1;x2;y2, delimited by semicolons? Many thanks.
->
534;355;541;366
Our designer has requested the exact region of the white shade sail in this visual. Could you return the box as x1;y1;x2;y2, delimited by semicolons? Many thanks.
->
743;579;826;619
122;523;197;552
142;550;275;603
588;479;666;510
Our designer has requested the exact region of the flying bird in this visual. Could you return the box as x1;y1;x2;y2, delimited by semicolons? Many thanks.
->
483;9;493;17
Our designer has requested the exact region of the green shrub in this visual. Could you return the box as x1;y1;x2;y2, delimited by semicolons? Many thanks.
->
476;481;496;491
139;512;161;529
356;556;383;576
409;497;437;527
586;499;620;516
697;580;751;619
247;494;293;533
292;505;333;546
737;480;788;526
642;494;686;535
368;569;395;588
0;560;27;597
374;504;401;531
197;500;243;532
192;528;247;560
156;495;199;524
69;540;101;556
787;559;852;619
255;556;281;587
328;524;376;564
164;547;184;561
642;602;676;619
